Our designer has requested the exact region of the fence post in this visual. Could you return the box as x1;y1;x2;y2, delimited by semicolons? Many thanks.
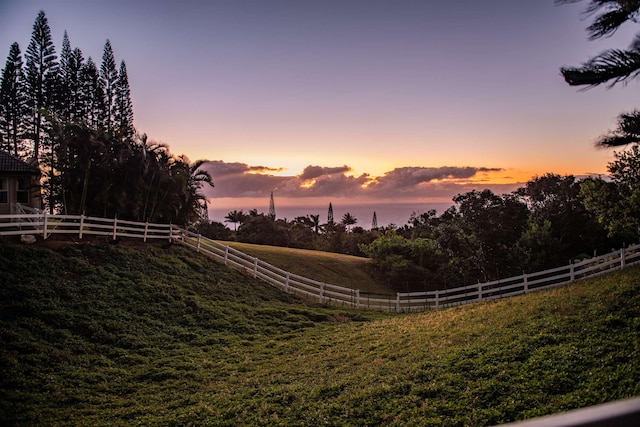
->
396;293;401;312
143;222;148;242
285;272;290;292
42;211;48;239
570;261;575;282
79;214;85;239
523;272;528;293
478;280;482;301
435;289;440;309
621;248;626;269
224;246;229;265
112;216;118;240
197;234;201;253
320;283;325;303
355;289;360;309
253;257;258;278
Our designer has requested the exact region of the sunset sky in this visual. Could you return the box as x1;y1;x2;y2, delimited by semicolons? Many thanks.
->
2;1;638;226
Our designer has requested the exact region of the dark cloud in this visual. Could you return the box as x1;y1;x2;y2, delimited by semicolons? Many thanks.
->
298;165;352;180
204;161;284;177
202;161;513;200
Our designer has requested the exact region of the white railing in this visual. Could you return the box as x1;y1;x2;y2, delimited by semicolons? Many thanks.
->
2;212;639;311
0;213;171;242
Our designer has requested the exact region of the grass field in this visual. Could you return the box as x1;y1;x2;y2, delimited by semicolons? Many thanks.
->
1;237;639;426
219;240;392;295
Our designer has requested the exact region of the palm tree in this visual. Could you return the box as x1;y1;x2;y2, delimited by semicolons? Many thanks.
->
310;214;322;234
172;156;214;227
341;212;357;231
225;209;245;231
559;0;640;146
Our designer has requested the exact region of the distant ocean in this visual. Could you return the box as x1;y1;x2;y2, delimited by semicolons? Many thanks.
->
208;201;454;229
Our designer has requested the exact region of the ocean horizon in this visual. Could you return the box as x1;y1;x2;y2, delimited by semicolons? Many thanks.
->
208;201;454;229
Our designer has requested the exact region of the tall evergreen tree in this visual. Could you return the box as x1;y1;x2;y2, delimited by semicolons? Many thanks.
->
100;39;118;132
25;10;58;161
67;47;85;122
0;42;28;156
113;60;134;140
268;190;276;219
328;202;334;224
79;57;105;129
57;30;72;122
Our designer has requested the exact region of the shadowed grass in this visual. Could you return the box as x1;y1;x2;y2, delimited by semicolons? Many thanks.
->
1;237;638;426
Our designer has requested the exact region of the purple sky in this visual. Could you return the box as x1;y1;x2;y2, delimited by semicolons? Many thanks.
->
2;0;638;225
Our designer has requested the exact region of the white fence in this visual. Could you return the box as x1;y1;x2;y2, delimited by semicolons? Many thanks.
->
2;212;639;311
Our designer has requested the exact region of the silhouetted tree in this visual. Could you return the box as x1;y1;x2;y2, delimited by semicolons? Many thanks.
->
56;31;72;122
327;202;334;224
114;60;134;140
309;214;322;234
559;0;640;146
100;40;118;132
79;57;104;129
0;42;28;156
341;212;357;231
224;209;245;230
268;190;276;219
25;10;58;161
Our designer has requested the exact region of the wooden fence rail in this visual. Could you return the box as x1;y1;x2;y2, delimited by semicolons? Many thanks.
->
2;213;639;311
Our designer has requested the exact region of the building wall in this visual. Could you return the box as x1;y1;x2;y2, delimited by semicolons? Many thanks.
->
0;175;41;214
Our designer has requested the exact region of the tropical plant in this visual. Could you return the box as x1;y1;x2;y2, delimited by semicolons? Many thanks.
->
224;209;245;230
341;212;357;231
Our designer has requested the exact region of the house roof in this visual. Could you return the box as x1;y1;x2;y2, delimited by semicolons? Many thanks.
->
0;151;40;174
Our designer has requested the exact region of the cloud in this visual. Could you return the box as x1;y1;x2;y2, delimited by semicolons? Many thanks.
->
364;166;505;197
201;161;515;200
298;165;352;180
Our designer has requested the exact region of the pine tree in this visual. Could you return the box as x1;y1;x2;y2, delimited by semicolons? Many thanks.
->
114;60;134;140
25;10;58;161
328;202;334;224
57;31;72;122
100;39;118;132
79;57;105;129
372;211;378;229
268;191;276;219
0;42;28;156
68;47;84;122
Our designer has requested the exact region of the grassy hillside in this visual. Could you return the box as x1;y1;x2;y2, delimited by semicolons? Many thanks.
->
219;240;392;295
1;238;639;426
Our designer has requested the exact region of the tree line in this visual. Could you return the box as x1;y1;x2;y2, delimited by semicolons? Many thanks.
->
0;11;212;225
195;150;639;292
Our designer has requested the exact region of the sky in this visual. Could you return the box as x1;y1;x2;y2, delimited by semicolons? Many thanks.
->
2;0;639;226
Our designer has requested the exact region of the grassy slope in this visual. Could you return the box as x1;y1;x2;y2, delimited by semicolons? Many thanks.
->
1;238;639;426
219;240;392;295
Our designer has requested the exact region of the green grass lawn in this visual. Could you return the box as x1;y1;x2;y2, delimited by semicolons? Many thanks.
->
218;240;392;295
1;237;638;426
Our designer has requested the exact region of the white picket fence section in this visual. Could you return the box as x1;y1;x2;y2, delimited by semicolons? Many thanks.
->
2;212;639;311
